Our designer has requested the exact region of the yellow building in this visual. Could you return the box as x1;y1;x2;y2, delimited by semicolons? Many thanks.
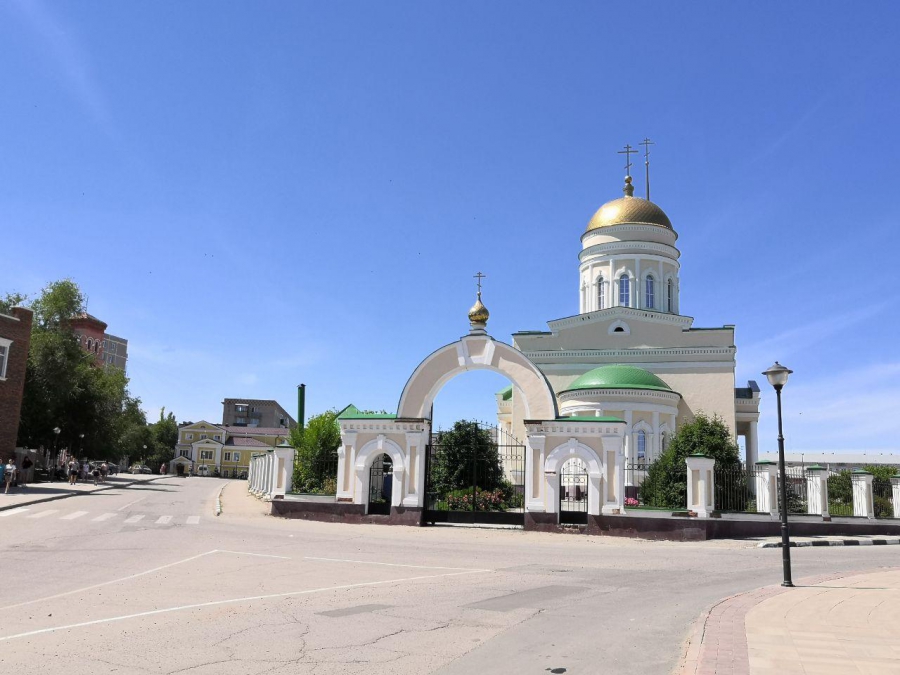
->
170;422;291;477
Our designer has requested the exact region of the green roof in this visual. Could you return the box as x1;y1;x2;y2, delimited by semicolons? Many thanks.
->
556;416;625;423
497;385;513;401
336;404;397;421
560;365;675;394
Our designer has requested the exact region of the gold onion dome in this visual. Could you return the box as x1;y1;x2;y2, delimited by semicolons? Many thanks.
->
468;293;490;324
586;176;672;232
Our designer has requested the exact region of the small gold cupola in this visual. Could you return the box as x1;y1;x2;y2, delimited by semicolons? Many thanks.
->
468;272;490;335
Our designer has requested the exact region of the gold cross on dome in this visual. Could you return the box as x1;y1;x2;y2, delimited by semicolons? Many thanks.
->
617;143;637;176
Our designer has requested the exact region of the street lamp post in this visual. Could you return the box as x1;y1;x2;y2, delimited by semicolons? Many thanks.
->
53;426;61;475
763;361;794;588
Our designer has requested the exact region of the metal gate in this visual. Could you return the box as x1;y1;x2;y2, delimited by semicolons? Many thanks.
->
423;421;526;526
367;454;392;515
559;458;588;525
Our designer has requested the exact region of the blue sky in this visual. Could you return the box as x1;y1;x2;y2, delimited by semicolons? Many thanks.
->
2;2;899;455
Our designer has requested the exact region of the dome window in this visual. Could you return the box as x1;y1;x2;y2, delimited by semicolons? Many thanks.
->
618;274;630;307
597;276;605;310
637;430;647;460
645;275;655;309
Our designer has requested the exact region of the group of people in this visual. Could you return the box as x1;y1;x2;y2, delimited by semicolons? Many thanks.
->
66;458;108;485
3;456;33;494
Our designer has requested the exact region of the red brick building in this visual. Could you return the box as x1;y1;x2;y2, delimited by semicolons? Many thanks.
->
70;313;107;365
0;307;33;460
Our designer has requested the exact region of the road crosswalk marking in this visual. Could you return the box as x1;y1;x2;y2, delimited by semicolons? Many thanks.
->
27;509;58;518
61;511;88;520
3;508;202;525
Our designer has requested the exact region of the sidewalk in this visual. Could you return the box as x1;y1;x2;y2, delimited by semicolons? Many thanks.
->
679;567;900;675
0;473;167;511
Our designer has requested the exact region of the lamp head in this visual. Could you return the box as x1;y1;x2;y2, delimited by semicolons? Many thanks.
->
763;362;793;389
53;426;61;435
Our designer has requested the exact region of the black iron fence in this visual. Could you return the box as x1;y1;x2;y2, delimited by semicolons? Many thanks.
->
873;478;894;519
292;455;339;495
778;466;808;514
714;465;761;513
624;462;651;505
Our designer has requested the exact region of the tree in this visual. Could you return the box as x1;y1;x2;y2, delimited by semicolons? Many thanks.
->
431;420;505;496
640;413;741;509
290;411;341;493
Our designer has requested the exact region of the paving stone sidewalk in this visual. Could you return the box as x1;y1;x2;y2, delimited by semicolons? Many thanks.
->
0;473;167;511
679;567;900;675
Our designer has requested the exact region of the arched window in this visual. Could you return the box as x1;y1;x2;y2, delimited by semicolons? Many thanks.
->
619;274;630;306
661;432;668;452
636;430;647;460
667;279;674;313
86;338;93;350
645;275;655;309
597;276;605;310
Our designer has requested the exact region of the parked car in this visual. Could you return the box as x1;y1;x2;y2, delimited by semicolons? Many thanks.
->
129;465;152;474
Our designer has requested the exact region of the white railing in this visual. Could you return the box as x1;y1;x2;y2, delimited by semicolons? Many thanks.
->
247;447;295;500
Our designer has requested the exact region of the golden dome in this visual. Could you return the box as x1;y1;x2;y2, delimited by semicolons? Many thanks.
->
586;178;672;232
468;293;490;325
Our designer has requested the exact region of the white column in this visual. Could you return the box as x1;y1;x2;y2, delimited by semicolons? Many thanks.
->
624;410;633;463
525;433;546;512
852;470;875;519
337;431;357;501
272;446;294;498
805;466;828;517
601;434;625;514
635;259;641;308
685;454;715;518
754;461;778;515
891;476;900;519
746;421;759;467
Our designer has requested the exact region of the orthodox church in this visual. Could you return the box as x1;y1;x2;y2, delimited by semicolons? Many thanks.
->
496;173;761;466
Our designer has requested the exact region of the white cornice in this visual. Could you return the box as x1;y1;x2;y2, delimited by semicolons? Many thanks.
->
338;420;428;434
545;307;694;331
558;388;682;403
534;358;735;370
580;223;679;243
523;346;735;362
525;421;625;435
579;241;681;262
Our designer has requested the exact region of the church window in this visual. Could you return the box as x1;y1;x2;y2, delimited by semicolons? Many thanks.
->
645;275;655;309
667;280;674;312
637;430;646;460
597;277;605;310
619;274;630;306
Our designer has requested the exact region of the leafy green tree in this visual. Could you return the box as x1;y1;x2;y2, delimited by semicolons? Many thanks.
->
290;411;341;493
640;413;741;509
431;420;505;496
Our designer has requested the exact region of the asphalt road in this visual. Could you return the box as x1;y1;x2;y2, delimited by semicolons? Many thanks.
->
1;478;897;675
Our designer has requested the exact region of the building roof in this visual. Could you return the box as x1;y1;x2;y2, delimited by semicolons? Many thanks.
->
336;404;397;420
225;437;269;447
222;426;290;436
559;364;675;394
497;386;513;401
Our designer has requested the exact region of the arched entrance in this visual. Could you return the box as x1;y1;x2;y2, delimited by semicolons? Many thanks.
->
423;421;526;526
367;454;393;515
559;458;588;525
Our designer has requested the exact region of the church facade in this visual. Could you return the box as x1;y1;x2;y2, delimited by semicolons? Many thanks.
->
499;175;760;468
308;167;761;526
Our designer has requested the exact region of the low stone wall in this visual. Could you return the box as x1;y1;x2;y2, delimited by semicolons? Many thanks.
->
270;500;900;540
270;499;422;526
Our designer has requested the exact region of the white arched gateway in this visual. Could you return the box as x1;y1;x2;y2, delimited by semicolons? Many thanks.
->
334;294;627;522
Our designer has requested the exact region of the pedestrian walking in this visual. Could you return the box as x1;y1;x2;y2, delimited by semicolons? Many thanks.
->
68;458;79;485
91;464;101;485
20;456;33;487
4;458;16;493
159;463;166;475
100;462;108;483
81;460;90;482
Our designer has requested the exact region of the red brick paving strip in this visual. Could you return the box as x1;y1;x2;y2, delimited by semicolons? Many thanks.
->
676;570;869;675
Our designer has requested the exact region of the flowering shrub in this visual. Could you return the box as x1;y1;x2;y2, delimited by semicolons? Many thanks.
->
624;497;640;507
446;488;508;511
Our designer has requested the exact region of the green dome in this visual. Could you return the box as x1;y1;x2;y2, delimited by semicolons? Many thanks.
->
561;365;674;394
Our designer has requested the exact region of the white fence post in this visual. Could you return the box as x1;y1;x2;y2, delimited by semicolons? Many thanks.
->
805;465;829;518
851;469;875;519
755;460;778;516
685;454;715;518
892;475;900;520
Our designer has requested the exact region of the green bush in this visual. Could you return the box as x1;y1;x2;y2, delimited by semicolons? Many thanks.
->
640;413;741;509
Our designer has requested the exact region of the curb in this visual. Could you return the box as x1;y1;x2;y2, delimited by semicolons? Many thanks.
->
758;538;900;548
0;475;169;512
215;485;225;516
